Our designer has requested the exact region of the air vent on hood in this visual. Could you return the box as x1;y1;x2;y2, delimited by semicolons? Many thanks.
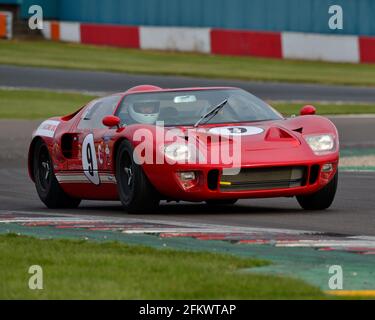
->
292;127;303;134
265;127;296;141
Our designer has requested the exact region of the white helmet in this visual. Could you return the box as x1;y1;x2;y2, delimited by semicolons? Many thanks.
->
128;100;160;124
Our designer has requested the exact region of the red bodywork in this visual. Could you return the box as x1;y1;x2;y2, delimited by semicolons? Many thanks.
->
28;86;339;202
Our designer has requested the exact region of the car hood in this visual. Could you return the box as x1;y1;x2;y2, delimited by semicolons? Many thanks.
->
169;120;301;150
126;116;338;166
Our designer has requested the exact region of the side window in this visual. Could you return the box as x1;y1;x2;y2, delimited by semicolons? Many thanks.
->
116;97;131;124
78;95;121;130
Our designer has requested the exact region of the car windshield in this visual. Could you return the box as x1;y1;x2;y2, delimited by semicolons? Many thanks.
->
116;89;282;126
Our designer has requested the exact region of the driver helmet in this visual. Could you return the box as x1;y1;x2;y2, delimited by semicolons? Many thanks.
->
128;100;160;124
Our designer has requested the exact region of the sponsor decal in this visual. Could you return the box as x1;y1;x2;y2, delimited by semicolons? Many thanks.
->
97;143;104;165
208;126;264;136
103;135;112;142
82;134;100;185
102;135;112;165
35;120;60;138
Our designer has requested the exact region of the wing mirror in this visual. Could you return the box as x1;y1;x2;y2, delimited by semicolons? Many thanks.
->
103;115;121;129
300;105;316;116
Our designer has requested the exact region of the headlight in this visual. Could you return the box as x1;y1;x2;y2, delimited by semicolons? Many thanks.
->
304;134;335;154
164;143;191;162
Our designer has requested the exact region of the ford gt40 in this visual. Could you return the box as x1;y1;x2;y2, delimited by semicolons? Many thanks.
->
28;86;339;213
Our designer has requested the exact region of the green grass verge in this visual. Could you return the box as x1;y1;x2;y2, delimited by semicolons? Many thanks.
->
0;234;325;299
0;89;96;119
2;39;375;86
272;102;375;116
1;88;375;119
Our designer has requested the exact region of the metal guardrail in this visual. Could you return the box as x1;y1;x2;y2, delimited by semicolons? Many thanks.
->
0;11;12;39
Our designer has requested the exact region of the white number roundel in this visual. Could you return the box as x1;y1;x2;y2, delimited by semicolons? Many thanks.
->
82;134;100;185
208;126;264;136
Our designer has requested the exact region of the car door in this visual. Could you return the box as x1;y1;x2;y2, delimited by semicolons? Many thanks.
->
69;95;122;186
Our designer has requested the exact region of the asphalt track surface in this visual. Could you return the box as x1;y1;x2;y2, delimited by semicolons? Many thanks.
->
2;64;375;102
0;118;374;237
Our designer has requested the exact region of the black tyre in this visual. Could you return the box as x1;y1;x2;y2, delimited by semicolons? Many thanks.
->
116;140;160;213
206;199;238;206
33;139;81;209
297;173;338;210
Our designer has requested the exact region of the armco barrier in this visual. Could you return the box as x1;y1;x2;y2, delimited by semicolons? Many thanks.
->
51;21;60;41
359;37;375;63
0;11;12;39
140;27;211;53
0;14;6;38
282;32;360;63
211;29;282;58
80;24;139;48
41;21;375;64
60;22;81;43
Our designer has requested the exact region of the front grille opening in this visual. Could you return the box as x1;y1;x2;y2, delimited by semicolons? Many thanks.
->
309;165;320;185
301;167;308;186
207;170;219;191
220;166;307;192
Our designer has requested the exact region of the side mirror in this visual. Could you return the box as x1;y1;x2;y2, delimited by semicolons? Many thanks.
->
103;115;121;128
300;105;316;116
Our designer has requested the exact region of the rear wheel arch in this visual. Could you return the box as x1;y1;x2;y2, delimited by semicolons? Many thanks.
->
32;138;81;209
28;136;46;182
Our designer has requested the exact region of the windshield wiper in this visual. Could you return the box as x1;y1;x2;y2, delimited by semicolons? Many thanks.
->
194;99;228;128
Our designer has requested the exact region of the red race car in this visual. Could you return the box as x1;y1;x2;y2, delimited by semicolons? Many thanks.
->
28;85;339;213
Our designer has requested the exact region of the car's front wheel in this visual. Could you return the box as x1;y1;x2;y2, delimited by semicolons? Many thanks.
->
297;173;338;210
116;140;160;214
33;139;81;209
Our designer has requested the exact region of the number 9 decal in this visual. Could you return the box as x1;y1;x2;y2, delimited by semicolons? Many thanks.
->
82;134;100;185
